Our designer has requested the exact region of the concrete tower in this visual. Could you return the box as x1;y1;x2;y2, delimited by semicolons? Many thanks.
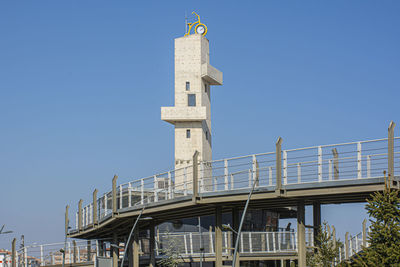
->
161;34;222;184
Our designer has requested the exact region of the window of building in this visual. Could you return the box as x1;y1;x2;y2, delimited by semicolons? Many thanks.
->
188;94;196;106
186;81;190;91
186;129;191;138
205;131;208;140
205;83;208;93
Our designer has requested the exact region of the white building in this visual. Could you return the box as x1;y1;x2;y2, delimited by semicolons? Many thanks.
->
161;34;222;188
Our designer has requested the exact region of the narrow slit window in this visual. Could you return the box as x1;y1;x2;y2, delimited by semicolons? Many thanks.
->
186;82;190;91
205;131;208;140
205;83;208;93
186;129;191;138
188;94;196;106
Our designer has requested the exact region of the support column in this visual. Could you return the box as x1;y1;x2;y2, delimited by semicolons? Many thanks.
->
297;200;306;267
73;240;77;263
388;121;395;182
93;189;98;225
215;206;223;267
192;151;199;203
362;219;367;247
149;221;156;267
112;234;118;267
313;201;321;246
87;240;91;261
133;227;139;267
276;137;283;193
98;241;104;257
128;236;134;267
12;238;16;267
78;200;83;231
112;175;118;215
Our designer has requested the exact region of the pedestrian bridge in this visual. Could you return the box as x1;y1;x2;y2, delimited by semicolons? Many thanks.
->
68;133;399;239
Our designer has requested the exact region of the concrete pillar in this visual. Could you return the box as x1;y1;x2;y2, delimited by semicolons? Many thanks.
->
133;227;139;267
313;201;321;246
73;240;77;263
388;121;395;182
232;208;239;248
215;206;223;267
11;238;16;267
297;200;306;267
112;175;118;215
87;240;91;261
93;189;98;225
112;234;119;267
332;148;339;180
192;151;199;203
128;235;134;267
276;137;283;193
98;241;104;257
149;221;156;267
78;200;83;231
345;232;349;260
362;219;367;247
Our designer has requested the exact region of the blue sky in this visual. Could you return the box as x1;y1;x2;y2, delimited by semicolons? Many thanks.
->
0;1;399;249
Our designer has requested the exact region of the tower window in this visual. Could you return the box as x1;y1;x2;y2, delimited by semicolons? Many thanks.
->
205;84;208;93
186;81;190;91
186;129;191;138
188;94;196;106
206;131;208;140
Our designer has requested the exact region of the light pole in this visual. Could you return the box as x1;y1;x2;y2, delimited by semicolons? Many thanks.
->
119;208;152;267
232;175;259;267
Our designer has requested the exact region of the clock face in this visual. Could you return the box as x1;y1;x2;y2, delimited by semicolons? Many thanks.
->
196;25;205;34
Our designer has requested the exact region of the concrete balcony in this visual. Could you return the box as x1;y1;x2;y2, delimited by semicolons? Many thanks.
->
161;106;207;124
202;63;223;85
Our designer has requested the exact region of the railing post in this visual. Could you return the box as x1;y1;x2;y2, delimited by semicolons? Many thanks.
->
388;121;396;182
345;232;349;260
248;169;252;188
362;219;367;247
65;205;70;235
119;185;123;209
11;238;16;267
318;146;322;182
141;179;144;204
154;175;158;202
128;182;132;207
192;151;199;203
224;159;229;190
112;175;118;215
269;166;273;186
78;199;83;231
252;155;258;186
332;148;339;180
367;155;371;178
184;167;188;196
283;151;288;184
200;162;205;192
297;163;301;183
357;142;362;179
168;171;172;199
104;194;108;216
276;137;283;193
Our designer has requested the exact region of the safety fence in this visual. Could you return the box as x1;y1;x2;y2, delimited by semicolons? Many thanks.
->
74;137;399;231
15;230;314;266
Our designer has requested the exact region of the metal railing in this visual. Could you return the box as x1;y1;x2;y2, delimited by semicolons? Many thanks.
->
17;230;313;266
73;137;399;231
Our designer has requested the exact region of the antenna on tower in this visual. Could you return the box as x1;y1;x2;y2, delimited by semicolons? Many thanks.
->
185;11;188;35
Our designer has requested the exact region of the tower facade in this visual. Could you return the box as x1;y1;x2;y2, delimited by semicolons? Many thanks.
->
161;34;222;184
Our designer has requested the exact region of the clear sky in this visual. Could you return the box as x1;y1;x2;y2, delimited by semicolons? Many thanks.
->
0;1;399;250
